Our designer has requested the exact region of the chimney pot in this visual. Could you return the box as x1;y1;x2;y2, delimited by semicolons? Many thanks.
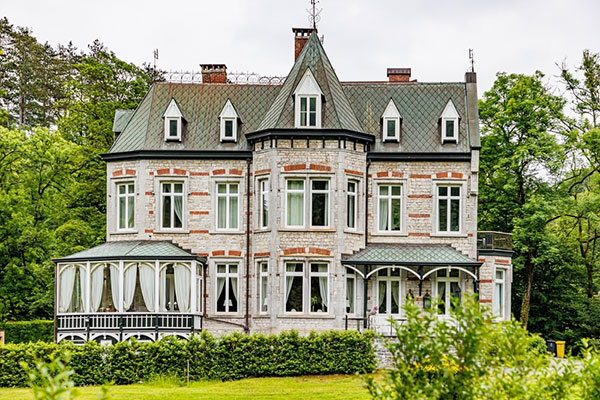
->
292;27;317;61
387;68;412;82
200;64;227;84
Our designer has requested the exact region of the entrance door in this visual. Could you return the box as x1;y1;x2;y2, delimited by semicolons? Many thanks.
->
374;268;403;334
435;268;463;318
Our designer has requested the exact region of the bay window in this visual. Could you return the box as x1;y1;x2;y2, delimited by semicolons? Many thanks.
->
217;182;239;230
216;263;239;313
286;178;330;228
378;184;402;232
161;182;184;229
117;182;135;230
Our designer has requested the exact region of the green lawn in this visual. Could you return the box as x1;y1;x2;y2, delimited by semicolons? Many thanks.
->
0;374;371;400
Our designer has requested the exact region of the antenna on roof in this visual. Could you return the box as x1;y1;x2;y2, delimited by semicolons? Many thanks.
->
153;49;159;82
307;0;322;30
468;48;475;73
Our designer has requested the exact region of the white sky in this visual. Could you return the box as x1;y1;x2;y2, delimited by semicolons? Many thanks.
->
2;0;599;95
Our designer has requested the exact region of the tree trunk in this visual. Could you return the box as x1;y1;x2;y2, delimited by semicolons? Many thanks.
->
519;254;535;328
586;262;595;298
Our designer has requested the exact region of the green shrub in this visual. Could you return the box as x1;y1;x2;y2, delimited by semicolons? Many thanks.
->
0;330;376;388
0;320;53;343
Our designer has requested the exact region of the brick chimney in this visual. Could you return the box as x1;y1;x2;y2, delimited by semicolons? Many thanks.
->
293;28;316;61
200;64;227;84
387;68;412;82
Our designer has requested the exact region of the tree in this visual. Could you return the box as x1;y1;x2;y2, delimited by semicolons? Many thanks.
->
478;71;566;327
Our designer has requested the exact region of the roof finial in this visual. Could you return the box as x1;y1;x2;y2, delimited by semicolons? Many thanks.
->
307;0;322;30
468;48;475;73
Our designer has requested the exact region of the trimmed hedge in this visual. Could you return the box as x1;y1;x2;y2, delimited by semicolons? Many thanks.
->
0;320;53;343
0;330;376;387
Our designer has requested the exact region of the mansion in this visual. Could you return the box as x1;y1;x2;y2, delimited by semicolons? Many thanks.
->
54;28;512;343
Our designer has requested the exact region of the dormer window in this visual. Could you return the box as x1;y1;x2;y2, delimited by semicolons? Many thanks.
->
440;100;459;143
219;99;239;142
294;69;322;128
163;99;184;142
381;99;401;142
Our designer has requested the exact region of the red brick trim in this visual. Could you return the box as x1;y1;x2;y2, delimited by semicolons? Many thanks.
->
436;172;464;179
190;211;209;215
229;250;242;256
212;169;226;175
190;230;209;234
148;210;154;215
144;229;153;234
149;171;154;176
408;213;430;218
190;171;209;176
145;191;153;196
451;172;464;179
283;164;306;172
190;192;209;196
112;170;123;177
410;174;430;179
254;252;270;257
344;169;363;177
125;169;136;176
496;259;510;264
408;232;430;237
156;168;170;175
197;253;209;257
376;171;389;178
480;279;493;284
309;164;331;172
282;247;305;255
479;299;492;304
229;169;243;176
308;248;331;256
468;233;474;237
391;171;404;178
408;194;431;199
173;168;187;176
255;169;271;176
212;250;225;256
478;258;486;262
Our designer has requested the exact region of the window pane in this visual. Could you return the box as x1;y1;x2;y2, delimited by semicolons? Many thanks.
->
287;192;304;226
438;186;447;196
229;196;238;229
261;276;268;312
437;269;447;277
378;281;387;314
438;199;448;231
391;198;401;230
230;183;238;194
450;199;460;231
346;277;354;314
347;192;355;228
496;270;504;280
312;180;328;191
387;119;396;137
174;183;183;193
379;185;388;196
119;185;126;195
230;264;238;274
311;192;328;226
450;282;461;311
391;281;400;314
449;269;459;277
445;120;455;138
127;196;135;228
495;283;503;316
261;181;269;227
300;97;307;112
169;119;178;137
218;184;226;193
392;186;401;196
310;276;327;312
286;276;303;312
119;197;126;229
163;183;171;193
163;196;171;228
217;196;227;229
379;198;389;231
309;97;316;112
437;282;446;315
174;195;182;228
229;277;238;312
288;180;304;191
225;120;233;137
216;277;226;312
451;186;460;196
128;184;134;193
348;182;356;193
286;263;303;273
217;264;226;273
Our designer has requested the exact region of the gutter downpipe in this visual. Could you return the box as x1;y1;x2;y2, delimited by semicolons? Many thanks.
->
245;157;251;333
363;160;371;329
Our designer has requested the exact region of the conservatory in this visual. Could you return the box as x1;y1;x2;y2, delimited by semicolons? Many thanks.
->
53;241;205;343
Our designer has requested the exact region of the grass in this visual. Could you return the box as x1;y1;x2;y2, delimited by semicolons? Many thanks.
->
0;374;371;400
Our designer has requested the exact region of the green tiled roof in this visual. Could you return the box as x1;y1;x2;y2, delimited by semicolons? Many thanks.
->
342;244;480;266
112;109;135;134
257;33;363;133
54;241;202;262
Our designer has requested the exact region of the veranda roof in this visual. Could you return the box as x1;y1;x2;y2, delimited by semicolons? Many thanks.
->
341;244;481;266
53;240;205;263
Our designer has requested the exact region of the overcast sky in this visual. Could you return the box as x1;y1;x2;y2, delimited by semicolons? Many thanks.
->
3;0;600;95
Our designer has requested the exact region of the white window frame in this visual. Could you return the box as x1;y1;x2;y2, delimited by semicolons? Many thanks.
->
159;181;185;231
285;177;331;229
375;268;404;317
257;261;268;314
294;69;323;129
434;183;464;235
376;182;405;233
165;117;182;141
284;261;305;313
215;262;240;314
297;95;320;128
220;117;237;142
494;268;506;319
196;265;203;314
346;180;358;230
309;179;329;228
440;100;459;143
116;181;135;231
216;182;240;231
434;268;463;318
309;262;329;314
285;179;306;228
258;178;269;229
283;260;330;315
383;117;400;142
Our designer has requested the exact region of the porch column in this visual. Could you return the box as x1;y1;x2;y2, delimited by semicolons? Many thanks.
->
191;261;197;314
154;260;160;313
118;260;124;312
85;261;91;313
363;271;368;329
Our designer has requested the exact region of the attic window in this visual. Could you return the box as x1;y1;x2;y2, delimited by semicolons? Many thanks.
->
294;70;322;129
440;100;459;144
163;99;184;142
219;100;239;142
381;99;401;142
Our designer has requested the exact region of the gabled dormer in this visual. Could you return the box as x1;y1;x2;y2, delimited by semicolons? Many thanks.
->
439;100;459;144
293;69;323;129
219;99;240;142
163;99;184;142
381;99;402;142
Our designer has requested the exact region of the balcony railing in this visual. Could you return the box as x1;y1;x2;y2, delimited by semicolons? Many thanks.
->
477;231;513;251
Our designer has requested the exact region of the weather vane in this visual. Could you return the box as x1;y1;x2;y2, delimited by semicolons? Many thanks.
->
307;0;322;30
468;48;475;72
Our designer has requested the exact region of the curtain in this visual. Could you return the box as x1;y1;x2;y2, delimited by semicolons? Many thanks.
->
378;281;386;309
230;277;238;308
391;281;400;313
90;265;105;312
346;277;354;312
123;264;137;311
139;263;155;312
318;264;328;308
229;196;238;229
79;266;89;313
174;264;191;312
217;276;225;304
127;195;134;228
174;195;183;228
287;182;304;226
159;268;167;312
379;198;388;230
110;265;120;311
261;277;268;311
58;265;76;313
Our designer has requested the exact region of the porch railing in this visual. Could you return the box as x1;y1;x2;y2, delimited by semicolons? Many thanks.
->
477;231;513;251
57;312;202;333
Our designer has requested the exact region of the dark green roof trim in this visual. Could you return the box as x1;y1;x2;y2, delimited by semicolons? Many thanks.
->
477;249;514;257
54;255;205;263
101;150;253;161
246;128;375;144
367;152;471;162
341;260;481;266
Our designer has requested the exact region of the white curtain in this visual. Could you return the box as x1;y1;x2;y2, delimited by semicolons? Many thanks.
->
318;265;328;308
79;266;89;313
139;263;156;312
379;281;386;308
110;265;121;311
285;276;294;304
159;268;167;311
174;264;191;312
90;265;105;312
123;264;137;311
58;265;76;312
379;198;388;230
261;277;268;311
392;281;400;313
174;195;183;227
217;277;225;306
230;278;238;307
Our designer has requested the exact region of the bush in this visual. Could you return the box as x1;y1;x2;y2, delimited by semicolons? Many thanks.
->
0;320;53;343
0;330;376;387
